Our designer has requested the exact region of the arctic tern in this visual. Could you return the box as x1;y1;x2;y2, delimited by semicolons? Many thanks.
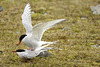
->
17;3;66;51
12;46;54;62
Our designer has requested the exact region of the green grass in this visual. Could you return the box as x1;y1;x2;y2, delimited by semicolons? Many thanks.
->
0;0;100;67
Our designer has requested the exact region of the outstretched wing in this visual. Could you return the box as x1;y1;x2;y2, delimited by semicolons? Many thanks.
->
22;3;33;35
31;19;66;41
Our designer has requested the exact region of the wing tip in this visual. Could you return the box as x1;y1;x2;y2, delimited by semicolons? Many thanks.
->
23;3;31;14
27;3;30;6
60;19;66;21
56;19;66;22
25;3;30;9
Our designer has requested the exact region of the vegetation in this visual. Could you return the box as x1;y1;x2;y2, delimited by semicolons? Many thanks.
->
0;0;100;67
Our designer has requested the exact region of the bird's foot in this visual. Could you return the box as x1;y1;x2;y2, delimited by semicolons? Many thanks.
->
24;59;28;62
30;59;33;62
31;49;34;51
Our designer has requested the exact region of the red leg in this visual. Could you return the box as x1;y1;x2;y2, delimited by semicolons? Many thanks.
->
24;59;28;62
30;59;33;62
31;49;34;51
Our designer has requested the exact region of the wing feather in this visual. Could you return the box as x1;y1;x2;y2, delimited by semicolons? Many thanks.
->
31;19;66;41
22;3;33;35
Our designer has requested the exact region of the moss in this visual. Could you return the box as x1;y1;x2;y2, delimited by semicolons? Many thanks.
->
31;13;47;20
0;0;100;67
89;43;95;45
36;7;47;14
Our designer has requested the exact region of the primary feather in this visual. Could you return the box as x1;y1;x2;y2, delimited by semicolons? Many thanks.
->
31;19;66;41
22;3;33;35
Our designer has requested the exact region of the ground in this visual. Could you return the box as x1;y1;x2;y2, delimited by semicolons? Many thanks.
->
0;0;100;67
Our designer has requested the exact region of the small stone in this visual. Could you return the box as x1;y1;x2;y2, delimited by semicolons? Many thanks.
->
31;11;35;14
81;16;88;19
58;48;63;50
91;44;100;48
10;0;14;1
0;6;3;12
2;19;5;22
16;32;20;34
37;51;53;57
44;13;47;15
0;51;3;53
62;27;70;31
90;5;100;15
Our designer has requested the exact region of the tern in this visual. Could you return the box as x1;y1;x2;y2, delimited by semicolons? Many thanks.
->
12;46;54;62
17;3;66;51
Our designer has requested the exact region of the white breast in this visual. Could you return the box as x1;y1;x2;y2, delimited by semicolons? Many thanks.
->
16;52;27;59
22;35;41;50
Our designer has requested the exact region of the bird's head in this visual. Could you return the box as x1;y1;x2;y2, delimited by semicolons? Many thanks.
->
12;49;26;59
18;34;27;46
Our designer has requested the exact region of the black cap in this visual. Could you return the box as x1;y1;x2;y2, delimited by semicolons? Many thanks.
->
16;49;25;52
19;34;27;41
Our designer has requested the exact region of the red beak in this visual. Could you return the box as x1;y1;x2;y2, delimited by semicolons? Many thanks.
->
18;41;21;46
12;51;16;52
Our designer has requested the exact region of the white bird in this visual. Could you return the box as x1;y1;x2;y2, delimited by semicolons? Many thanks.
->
12;45;54;62
17;3;66;51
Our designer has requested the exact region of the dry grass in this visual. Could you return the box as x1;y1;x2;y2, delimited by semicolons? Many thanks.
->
0;0;100;67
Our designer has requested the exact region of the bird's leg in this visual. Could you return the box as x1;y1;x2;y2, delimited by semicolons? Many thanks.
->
31;49;34;51
24;59;28;62
30;59;33;62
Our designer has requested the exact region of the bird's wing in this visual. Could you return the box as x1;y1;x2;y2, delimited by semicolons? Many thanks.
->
22;3;33;35
31;19;66;41
41;47;55;50
27;50;42;58
34;43;51;51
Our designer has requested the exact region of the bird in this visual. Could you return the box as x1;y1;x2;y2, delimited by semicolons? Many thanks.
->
12;46;54;62
17;3;66;51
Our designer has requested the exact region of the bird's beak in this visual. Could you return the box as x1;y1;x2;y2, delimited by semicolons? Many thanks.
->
18;41;21;46
12;51;16;52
